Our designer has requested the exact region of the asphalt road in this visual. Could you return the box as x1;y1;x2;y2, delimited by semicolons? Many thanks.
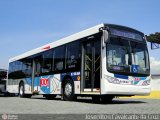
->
0;95;160;115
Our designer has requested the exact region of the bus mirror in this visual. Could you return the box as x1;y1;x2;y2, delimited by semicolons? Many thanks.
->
102;30;109;48
103;30;109;43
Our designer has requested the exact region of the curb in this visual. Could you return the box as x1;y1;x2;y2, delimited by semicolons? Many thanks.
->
119;91;160;99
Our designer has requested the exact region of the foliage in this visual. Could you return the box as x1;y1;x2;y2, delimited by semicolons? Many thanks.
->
146;32;160;43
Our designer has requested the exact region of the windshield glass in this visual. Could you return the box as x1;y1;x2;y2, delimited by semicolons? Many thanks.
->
130;41;149;74
107;37;150;76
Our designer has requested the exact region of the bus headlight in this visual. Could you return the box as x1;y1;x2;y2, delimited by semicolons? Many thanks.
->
104;75;120;84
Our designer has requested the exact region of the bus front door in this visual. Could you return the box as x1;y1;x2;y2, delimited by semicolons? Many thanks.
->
82;40;101;92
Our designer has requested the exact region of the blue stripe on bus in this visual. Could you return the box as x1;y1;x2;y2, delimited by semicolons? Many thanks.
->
114;74;128;79
26;78;32;86
61;71;80;81
34;77;40;86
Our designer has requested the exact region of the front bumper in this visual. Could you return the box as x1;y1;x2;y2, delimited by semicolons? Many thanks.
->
101;80;151;96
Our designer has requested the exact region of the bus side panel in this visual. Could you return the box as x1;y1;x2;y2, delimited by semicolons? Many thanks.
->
37;72;81;95
50;74;61;94
7;79;27;94
74;81;80;94
33;77;40;93
61;72;81;94
7;85;19;93
25;72;81;95
25;78;32;94
38;74;61;95
7;84;17;93
7;82;13;93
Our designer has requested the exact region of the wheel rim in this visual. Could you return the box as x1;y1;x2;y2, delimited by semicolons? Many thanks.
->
20;86;23;96
64;83;72;97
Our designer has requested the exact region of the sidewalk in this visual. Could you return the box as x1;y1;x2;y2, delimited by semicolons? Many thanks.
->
120;91;160;99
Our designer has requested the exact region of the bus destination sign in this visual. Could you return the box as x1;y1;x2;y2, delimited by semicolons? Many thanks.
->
110;28;143;41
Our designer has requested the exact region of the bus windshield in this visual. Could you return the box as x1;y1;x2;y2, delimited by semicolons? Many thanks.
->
107;37;150;76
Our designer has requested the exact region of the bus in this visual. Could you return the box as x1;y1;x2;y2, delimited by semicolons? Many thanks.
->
0;69;7;94
7;24;151;102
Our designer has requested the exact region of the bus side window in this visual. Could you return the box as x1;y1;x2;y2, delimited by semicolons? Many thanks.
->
54;46;65;71
42;50;53;74
8;62;15;79
66;41;81;71
22;58;33;78
34;56;43;76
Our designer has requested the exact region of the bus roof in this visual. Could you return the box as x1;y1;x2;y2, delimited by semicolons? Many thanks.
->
9;23;144;62
9;24;104;62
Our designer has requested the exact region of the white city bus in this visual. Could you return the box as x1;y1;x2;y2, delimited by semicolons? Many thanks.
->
7;24;151;102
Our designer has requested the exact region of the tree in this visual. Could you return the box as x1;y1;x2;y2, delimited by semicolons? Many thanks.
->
146;32;160;43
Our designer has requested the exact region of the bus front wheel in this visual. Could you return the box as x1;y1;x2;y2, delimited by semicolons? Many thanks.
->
63;78;76;101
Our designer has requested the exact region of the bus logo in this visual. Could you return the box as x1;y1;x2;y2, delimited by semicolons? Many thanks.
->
134;77;140;81
43;45;51;50
40;78;49;87
132;65;138;73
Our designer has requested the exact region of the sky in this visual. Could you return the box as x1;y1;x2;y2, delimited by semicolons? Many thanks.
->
0;0;160;74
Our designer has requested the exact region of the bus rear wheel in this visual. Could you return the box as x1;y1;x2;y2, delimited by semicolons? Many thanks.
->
63;78;76;101
19;82;32;98
19;82;25;98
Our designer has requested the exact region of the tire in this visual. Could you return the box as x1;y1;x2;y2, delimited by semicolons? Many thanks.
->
19;82;25;98
19;82;32;98
44;94;57;100
63;78;76;101
101;95;114;103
